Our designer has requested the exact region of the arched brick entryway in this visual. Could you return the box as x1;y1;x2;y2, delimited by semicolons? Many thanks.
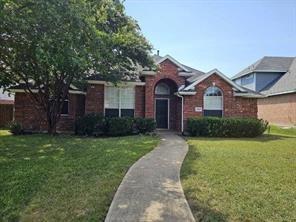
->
154;79;181;130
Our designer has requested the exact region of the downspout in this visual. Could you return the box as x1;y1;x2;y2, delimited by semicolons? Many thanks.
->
176;92;184;134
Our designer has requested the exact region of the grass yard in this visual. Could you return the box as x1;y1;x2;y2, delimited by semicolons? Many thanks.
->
267;124;296;137
181;128;296;221
0;130;158;222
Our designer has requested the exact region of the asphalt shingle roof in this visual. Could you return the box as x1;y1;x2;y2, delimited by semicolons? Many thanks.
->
232;56;295;80
261;58;296;95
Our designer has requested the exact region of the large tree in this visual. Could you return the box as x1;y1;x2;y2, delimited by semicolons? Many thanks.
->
0;0;153;134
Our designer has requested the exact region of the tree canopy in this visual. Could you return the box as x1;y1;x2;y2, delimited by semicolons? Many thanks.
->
0;0;153;133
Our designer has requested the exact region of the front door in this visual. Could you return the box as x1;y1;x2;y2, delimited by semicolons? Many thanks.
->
155;99;169;129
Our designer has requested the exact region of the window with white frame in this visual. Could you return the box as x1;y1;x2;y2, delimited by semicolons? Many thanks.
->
203;86;223;117
104;86;135;117
155;82;170;95
241;74;254;85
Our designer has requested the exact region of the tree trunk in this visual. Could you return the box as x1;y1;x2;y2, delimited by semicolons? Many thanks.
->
47;116;57;135
47;107;59;135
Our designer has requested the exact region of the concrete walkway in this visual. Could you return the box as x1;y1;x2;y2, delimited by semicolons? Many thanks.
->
105;131;195;222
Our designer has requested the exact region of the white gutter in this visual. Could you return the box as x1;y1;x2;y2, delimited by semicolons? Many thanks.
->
10;89;86;95
178;91;196;95
233;92;266;98
140;71;157;75
264;89;296;97
87;80;145;86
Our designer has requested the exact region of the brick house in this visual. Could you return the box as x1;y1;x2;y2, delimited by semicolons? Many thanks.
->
11;54;261;132
233;56;296;126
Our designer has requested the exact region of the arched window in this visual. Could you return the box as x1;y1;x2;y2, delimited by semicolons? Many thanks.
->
155;82;170;95
203;86;223;117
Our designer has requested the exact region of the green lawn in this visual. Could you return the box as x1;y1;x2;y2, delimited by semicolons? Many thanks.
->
181;129;296;221
266;125;296;137
0;130;158;221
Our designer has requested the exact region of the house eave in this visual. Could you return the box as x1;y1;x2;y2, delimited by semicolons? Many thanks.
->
232;70;287;80
10;89;86;95
176;91;197;96
178;72;195;77
87;80;146;86
263;89;296;97
233;92;266;98
140;71;157;75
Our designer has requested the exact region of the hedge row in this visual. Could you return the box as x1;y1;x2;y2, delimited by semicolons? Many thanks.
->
75;113;156;136
187;117;268;137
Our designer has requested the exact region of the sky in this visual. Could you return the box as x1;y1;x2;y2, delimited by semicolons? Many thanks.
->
124;0;296;77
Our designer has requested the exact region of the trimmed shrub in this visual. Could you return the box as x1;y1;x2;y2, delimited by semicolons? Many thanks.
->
9;121;23;135
187;117;268;137
75;114;156;137
134;118;156;134
106;117;134;136
75;113;105;136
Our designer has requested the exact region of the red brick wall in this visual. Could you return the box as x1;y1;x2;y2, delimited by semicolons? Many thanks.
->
14;92;85;132
145;60;185;126
85;84;104;114
135;85;145;117
183;74;257;128
258;93;296;126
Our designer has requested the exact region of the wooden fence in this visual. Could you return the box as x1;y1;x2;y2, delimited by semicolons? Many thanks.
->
0;104;13;127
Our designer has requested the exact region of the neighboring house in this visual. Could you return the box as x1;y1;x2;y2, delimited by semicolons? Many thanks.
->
0;88;14;127
11;54;260;132
232;56;296;126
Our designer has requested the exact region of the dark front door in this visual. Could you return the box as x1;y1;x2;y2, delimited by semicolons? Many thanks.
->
155;99;169;129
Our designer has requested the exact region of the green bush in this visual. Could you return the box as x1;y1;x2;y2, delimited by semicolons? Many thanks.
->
75;113;105;136
134;118;156;134
9;121;23;135
187;117;268;137
106;117;134;136
75;114;156;137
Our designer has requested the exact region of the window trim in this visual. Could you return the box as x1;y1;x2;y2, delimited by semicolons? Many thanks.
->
104;86;135;117
155;82;170;95
241;73;254;85
203;86;224;117
244;74;254;80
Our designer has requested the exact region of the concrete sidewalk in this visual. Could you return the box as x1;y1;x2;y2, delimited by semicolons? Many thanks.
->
105;131;195;222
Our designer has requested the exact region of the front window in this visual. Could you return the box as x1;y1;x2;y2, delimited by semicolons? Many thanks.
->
61;99;69;115
155;82;170;95
203;86;223;117
104;86;135;117
241;74;254;85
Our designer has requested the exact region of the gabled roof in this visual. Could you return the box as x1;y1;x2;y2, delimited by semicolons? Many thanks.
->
184;69;247;92
260;58;296;96
154;55;189;72
232;56;295;80
152;54;205;76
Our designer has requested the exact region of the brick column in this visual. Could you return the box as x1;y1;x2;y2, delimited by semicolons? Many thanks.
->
135;85;145;117
85;84;104;114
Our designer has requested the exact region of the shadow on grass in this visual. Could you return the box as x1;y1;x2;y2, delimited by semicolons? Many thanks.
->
187;199;227;222
186;134;295;143
181;146;228;221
